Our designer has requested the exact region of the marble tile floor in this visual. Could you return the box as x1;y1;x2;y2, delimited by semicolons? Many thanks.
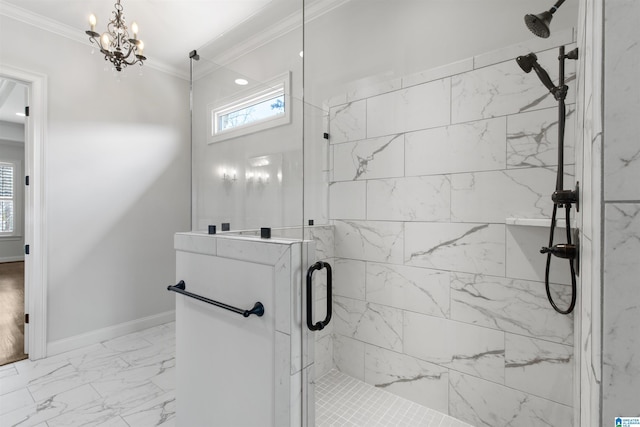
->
0;322;471;427
316;370;472;427
0;322;176;427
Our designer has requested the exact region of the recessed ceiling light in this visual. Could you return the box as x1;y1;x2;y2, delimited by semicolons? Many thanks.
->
15;112;25;117
235;78;248;85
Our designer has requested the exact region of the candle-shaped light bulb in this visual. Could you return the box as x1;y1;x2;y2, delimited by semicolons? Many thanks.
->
89;14;97;31
137;41;144;56
100;33;111;51
131;22;138;39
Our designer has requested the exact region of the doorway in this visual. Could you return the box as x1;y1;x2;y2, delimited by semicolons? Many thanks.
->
0;66;47;362
0;77;28;366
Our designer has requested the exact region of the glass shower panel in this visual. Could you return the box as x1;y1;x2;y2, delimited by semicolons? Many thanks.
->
191;1;305;237
303;1;579;426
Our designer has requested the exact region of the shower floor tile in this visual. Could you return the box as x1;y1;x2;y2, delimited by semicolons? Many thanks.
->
316;370;473;427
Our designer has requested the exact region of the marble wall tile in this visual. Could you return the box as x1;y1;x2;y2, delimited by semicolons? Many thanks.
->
603;203;640;422
603;0;640;200
274;331;291;426
304;226;335;261
505;334;573;406
333;296;403;353
333;334;365;381
334;220;404;264
404;312;505;383
507;106;576;169
366;79;451;137
506;225;573;285
403;58;473;88
366;263;450;318
451;168;562;223
174;233;217;256
333;258;366;300
364;345;449;413
405;117;506;176
366;176;451;221
314;334;334;379
451;48;576;124
329;181;366;220
215;236;291;265
332;134;405;182
450;272;573;345
449;370;572;427
405;222;505;276
328;100;366;144
313;294;332;342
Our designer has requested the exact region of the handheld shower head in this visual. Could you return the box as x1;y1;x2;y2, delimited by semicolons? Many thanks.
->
524;0;566;38
515;52;557;94
516;53;537;73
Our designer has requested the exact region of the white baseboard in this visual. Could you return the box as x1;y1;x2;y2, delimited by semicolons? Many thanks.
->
0;256;25;263
47;310;175;357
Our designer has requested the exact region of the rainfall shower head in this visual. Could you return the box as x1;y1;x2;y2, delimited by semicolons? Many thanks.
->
524;0;566;38
524;12;553;38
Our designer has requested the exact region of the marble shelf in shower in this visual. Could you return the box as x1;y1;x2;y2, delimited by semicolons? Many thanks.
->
505;218;574;228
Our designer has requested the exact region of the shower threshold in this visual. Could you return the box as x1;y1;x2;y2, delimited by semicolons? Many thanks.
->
315;370;473;427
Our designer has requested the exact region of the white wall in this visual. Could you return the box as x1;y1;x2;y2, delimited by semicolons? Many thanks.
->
0;15;190;345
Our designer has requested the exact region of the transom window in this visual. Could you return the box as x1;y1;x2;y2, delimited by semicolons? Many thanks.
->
208;72;291;143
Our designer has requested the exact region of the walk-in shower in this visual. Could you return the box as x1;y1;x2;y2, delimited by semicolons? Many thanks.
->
183;1;581;426
516;46;579;314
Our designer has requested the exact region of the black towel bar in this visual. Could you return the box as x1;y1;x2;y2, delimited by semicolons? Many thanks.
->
167;280;264;318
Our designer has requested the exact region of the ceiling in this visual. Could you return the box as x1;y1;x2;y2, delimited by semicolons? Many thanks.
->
0;0;304;78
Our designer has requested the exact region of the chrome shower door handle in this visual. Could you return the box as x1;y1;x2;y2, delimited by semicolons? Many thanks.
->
306;261;332;331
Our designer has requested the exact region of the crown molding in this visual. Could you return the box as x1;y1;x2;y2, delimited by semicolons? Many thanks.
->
0;0;188;80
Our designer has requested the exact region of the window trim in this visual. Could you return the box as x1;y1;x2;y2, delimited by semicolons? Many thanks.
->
207;72;291;144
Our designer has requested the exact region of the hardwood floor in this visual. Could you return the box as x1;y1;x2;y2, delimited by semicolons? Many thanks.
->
0;261;26;366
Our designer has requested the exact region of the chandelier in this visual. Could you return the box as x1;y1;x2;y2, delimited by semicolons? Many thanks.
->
85;0;146;72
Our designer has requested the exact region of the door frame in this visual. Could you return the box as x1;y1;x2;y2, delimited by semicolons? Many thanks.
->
0;65;47;360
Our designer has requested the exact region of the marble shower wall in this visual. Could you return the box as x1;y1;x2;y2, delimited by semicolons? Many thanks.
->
324;32;578;427
601;0;640;423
